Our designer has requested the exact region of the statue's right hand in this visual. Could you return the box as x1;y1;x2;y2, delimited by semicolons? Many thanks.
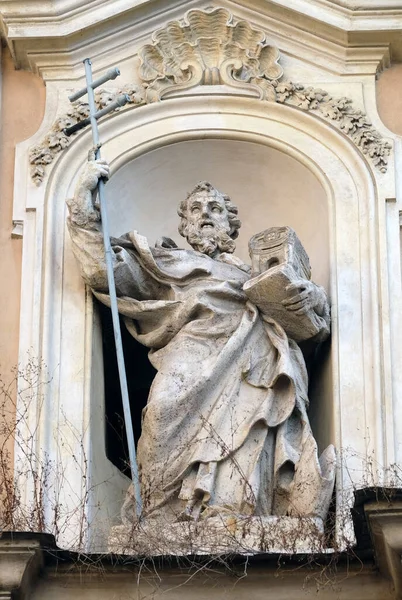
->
68;159;110;226
77;159;110;194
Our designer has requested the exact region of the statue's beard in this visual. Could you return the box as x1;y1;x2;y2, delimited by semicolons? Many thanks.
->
184;222;236;256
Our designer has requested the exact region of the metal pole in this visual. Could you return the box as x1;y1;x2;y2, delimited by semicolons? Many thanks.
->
83;58;142;517
68;67;121;103
64;94;130;137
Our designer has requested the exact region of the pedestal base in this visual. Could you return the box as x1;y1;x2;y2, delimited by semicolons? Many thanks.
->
108;515;325;556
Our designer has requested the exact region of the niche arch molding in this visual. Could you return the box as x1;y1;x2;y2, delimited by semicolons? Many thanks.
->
15;94;395;549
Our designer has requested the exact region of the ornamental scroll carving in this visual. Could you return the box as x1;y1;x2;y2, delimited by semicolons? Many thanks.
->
29;7;391;184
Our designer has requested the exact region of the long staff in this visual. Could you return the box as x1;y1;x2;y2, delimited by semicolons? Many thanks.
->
65;58;142;517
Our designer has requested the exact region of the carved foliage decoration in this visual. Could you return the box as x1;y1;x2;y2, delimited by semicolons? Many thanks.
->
29;85;146;185
275;82;392;173
29;8;391;184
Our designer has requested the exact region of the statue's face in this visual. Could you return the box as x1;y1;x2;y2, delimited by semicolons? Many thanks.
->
186;193;231;238
179;187;237;256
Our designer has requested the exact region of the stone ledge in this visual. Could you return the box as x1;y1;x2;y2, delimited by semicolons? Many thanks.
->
109;515;325;556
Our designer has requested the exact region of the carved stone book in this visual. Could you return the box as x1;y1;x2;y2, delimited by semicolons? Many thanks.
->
243;227;322;342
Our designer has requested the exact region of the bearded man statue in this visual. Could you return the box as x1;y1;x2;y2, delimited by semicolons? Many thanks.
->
66;159;335;526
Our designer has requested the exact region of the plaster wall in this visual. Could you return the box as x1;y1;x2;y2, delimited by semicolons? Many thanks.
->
0;49;45;476
377;64;402;136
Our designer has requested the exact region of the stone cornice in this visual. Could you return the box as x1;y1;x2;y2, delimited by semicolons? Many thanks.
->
267;0;402;25
2;0;402;29
1;0;401;79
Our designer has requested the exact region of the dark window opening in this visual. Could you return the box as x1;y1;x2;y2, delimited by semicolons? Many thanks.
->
97;299;157;478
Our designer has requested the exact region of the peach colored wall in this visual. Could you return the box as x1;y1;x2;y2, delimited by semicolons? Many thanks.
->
376;64;402;136
0;48;45;482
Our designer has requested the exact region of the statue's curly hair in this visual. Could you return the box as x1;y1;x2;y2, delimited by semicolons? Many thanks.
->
177;181;241;239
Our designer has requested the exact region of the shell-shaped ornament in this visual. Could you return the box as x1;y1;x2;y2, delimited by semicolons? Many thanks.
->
138;7;283;100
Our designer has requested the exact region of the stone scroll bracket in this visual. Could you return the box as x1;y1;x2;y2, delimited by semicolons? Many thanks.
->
28;7;392;187
0;533;46;600
11;220;24;240
365;502;402;600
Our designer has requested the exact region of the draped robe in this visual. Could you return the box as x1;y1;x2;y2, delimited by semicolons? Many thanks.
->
68;218;335;522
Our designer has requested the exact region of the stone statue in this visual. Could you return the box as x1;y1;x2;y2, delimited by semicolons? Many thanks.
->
66;159;335;526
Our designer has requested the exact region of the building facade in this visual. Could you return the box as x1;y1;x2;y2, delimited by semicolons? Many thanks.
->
1;0;402;597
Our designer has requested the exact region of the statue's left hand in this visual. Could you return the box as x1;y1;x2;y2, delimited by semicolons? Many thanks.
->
282;280;322;315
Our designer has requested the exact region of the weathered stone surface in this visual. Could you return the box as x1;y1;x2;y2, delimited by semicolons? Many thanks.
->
366;502;402;600
66;163;335;550
109;515;325;555
0;534;44;600
244;227;330;342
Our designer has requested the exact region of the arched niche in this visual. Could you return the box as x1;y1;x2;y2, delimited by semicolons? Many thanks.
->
16;94;392;550
105;139;331;460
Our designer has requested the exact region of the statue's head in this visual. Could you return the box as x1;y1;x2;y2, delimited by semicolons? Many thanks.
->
178;182;241;257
